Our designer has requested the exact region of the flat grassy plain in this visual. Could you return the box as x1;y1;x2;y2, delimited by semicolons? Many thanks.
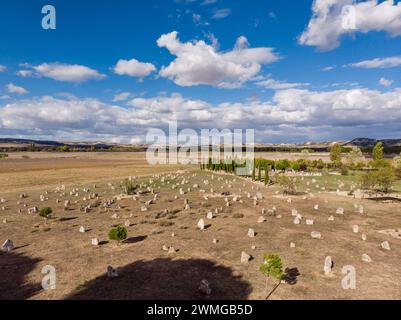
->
0;152;190;193
0;152;400;300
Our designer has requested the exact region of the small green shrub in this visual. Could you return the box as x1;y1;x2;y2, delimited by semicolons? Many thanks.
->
108;226;128;242
359;171;376;190
259;254;284;280
376;166;395;193
275;159;291;171
0;153;8;159
39;207;53;218
291;162;300;172
359;167;395;193
341;167;349;176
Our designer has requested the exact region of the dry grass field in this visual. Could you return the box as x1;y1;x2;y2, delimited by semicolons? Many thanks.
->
0;152;190;193
1;152;400;300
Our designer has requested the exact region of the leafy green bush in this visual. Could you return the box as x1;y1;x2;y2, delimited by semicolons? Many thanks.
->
58;146;69;152
359;171;376;190
260;254;283;280
341;167;349;176
359;167;395;193
109;226;128;242
39;207;53;218
376;166;395;193
121;179;138;195
275;159;291;171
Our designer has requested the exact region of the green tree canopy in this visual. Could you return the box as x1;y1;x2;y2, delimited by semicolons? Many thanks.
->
372;142;384;161
330;143;342;163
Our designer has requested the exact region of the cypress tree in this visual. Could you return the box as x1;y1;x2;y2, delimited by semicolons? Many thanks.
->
264;165;269;185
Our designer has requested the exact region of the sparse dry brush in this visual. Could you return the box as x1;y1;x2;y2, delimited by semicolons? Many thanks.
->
121;179;138;195
275;175;299;195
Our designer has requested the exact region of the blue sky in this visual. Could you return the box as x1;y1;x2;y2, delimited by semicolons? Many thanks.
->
1;0;401;143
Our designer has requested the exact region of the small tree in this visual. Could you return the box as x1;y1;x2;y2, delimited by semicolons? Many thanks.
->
372;142;384;162
330;143;342;167
109;226;128;243
259;254;284;299
264;165;270;186
39;207;53;221
345;147;364;168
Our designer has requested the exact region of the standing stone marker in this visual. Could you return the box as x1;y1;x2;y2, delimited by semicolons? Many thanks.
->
107;265;118;278
311;231;322;239
198;280;212;296
197;219;205;230
1;239;14;252
362;254;372;262
324;256;333;275
241;251;251;264
381;241;391;250
247;228;255;238
257;216;266;223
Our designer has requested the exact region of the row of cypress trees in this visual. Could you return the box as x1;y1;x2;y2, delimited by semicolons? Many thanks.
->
201;157;271;185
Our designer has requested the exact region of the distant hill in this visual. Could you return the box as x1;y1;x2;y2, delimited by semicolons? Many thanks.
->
1;137;401;154
347;138;401;148
0;138;132;151
0;138;64;147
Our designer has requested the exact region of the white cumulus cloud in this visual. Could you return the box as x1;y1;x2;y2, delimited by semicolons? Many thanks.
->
299;0;401;51
24;63;106;82
2;87;401;142
157;31;279;88
113;58;156;78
